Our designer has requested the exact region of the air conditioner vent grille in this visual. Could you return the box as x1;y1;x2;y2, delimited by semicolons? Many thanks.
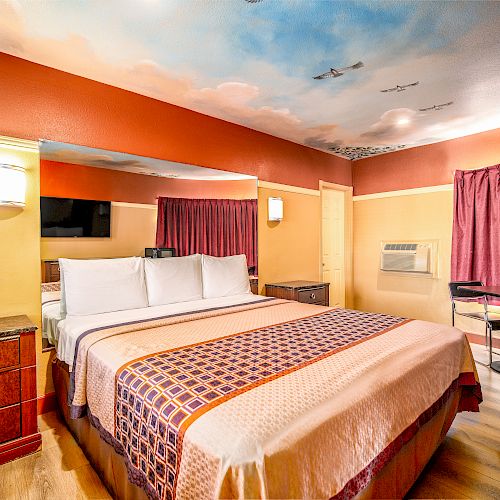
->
383;243;417;251
380;241;432;274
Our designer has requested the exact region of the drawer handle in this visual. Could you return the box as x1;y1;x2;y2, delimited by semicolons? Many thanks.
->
310;293;316;300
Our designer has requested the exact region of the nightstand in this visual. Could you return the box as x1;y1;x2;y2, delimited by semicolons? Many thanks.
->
250;277;258;295
42;259;60;283
265;281;330;306
0;315;41;465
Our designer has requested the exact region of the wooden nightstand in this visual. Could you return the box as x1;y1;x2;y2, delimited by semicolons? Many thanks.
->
250;277;258;295
0;315;41;465
265;281;330;306
42;260;60;283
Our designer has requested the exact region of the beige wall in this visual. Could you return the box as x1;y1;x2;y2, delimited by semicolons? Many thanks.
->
0;138;51;395
353;190;489;335
41;203;157;260
258;186;321;293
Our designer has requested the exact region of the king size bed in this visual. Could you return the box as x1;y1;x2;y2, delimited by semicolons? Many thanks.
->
50;255;481;500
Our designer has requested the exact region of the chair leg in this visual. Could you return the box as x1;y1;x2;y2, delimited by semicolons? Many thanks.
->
488;325;493;367
486;322;489;349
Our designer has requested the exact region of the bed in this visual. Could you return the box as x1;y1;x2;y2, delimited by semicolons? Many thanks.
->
51;301;480;498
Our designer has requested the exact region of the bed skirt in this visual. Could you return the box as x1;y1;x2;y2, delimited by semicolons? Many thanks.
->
52;358;461;500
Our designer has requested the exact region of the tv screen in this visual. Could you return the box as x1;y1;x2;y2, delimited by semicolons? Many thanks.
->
40;197;111;237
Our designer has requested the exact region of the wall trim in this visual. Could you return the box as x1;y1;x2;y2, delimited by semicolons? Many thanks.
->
319;180;353;192
0;135;39;151
353;184;453;201
258;180;320;197
112;201;157;209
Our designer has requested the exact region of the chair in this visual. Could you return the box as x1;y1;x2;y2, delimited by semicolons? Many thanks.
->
449;281;500;368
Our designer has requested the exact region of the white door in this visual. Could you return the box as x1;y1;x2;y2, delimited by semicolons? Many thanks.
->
322;188;345;307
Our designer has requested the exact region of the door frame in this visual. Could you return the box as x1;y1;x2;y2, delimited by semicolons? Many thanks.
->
319;181;354;308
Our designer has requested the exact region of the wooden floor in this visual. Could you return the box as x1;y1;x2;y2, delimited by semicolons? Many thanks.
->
0;344;498;500
407;343;500;499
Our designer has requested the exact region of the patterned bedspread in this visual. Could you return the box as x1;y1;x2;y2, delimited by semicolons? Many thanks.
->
66;299;481;500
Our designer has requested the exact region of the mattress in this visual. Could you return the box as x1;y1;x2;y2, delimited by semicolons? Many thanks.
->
57;296;481;499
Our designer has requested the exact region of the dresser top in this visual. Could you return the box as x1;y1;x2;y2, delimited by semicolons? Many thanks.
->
265;280;329;290
0;315;37;338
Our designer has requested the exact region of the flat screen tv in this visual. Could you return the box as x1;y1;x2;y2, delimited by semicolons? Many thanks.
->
41;196;111;237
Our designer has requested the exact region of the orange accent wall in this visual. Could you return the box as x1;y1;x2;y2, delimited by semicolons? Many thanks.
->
353;128;500;195
40;160;257;204
0;53;351;189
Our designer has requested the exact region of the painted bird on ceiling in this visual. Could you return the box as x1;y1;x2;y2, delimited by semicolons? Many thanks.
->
419;101;454;111
380;81;420;92
313;61;364;80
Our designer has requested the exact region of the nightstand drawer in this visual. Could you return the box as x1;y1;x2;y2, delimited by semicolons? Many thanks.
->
298;287;327;305
0;338;19;370
0;370;20;408
266;281;330;306
0;405;21;444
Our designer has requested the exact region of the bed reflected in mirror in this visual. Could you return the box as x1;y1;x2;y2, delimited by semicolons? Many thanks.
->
38;140;258;351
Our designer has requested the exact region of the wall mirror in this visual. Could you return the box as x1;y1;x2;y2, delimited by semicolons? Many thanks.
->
38;139;258;349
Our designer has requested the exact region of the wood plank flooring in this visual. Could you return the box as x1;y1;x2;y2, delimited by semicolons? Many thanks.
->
0;344;498;499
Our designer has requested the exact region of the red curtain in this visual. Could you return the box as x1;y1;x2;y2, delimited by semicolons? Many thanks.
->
451;165;500;291
156;197;258;271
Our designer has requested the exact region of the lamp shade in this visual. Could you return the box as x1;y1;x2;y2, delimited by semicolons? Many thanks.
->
0;164;26;207
268;196;283;221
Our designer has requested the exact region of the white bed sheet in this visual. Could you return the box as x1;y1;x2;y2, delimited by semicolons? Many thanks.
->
42;290;63;345
57;293;268;368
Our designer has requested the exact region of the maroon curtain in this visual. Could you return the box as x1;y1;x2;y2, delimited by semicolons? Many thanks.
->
451;165;500;292
156;197;258;271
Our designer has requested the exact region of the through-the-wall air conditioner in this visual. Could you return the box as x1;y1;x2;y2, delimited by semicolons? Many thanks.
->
380;242;432;274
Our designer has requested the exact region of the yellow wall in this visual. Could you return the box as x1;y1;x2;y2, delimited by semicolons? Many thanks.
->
41;203;157;260
257;186;321;293
0;138;51;395
353;190;489;335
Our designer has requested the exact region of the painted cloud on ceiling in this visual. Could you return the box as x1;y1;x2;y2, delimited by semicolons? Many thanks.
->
1;0;500;159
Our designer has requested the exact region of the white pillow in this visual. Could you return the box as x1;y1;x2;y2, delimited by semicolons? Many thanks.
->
59;257;148;316
59;260;68;318
202;254;251;299
145;254;203;307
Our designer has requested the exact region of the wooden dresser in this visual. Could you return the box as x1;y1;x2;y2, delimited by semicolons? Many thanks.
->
0;315;41;465
265;281;330;306
41;260;60;283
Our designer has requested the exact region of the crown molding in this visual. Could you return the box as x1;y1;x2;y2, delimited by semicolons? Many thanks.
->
0;136;39;151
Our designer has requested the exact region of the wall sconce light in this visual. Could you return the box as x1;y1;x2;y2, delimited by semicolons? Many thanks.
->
0;164;27;207
268;196;283;221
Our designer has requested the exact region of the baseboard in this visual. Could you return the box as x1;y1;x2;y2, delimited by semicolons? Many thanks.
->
37;391;57;415
0;433;42;465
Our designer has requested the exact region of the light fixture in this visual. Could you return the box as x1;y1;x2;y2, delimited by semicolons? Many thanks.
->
396;117;410;126
0;164;27;207
268;197;283;221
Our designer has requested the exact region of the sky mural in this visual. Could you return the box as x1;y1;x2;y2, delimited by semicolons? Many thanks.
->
1;0;499;159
